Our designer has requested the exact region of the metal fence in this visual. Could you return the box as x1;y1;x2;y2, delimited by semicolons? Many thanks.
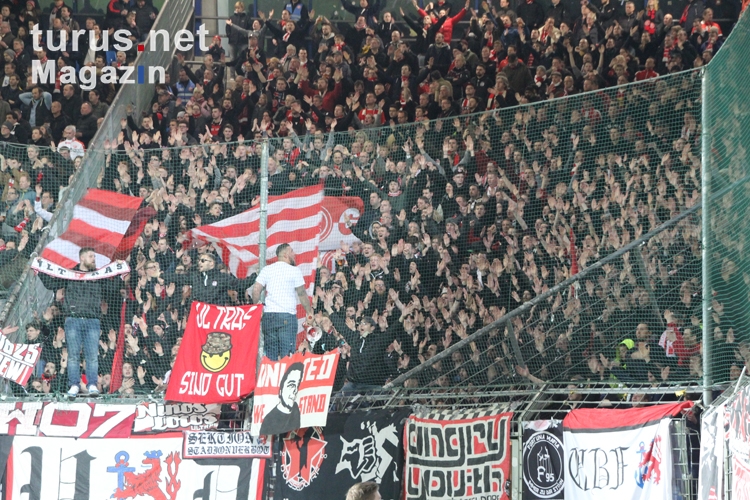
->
0;0;194;339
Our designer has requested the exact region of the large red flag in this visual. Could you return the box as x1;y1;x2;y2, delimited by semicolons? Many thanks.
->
188;185;323;332
41;189;143;269
165;301;262;403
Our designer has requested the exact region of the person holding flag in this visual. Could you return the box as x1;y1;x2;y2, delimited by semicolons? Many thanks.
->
164;252;255;305
38;247;117;397
251;243;315;361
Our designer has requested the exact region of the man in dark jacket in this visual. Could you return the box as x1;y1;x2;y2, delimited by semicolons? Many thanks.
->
338;316;399;394
517;0;546;30
226;2;251;62
38;247;116;397
166;252;253;305
76;102;98;147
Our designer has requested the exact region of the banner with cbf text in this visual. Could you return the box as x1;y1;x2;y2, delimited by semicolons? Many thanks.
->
523;420;564;499
274;409;410;500
166;302;262;403
6;434;265;500
563;401;693;500
250;351;340;436
404;410;513;500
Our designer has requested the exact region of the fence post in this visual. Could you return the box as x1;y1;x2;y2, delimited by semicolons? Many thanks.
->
701;66;713;407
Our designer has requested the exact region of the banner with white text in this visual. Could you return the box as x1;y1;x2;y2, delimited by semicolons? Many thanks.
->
0;336;41;387
251;351;340;436
0;402;135;437
522;420;564;499
562;402;692;500
133;402;221;433
403;410;513;500
166;302;262;403
6;434;265;500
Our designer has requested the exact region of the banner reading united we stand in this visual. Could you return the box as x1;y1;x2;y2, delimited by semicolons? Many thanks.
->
250;351;340;436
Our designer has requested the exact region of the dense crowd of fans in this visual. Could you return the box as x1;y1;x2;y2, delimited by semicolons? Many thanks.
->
7;0;743;397
0;0;160;297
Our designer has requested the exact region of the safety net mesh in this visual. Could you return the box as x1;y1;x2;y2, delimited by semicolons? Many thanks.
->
701;20;750;388
0;65;711;399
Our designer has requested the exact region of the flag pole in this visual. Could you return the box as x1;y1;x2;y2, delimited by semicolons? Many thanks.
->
259;139;269;270
256;138;270;397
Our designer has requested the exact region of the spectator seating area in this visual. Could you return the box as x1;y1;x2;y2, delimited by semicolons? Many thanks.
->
4;0;744;397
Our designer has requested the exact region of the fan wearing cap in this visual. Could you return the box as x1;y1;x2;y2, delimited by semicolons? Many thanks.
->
208;35;226;62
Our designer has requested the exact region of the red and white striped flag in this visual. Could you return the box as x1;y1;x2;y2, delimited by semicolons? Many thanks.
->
41;189;144;269
188;185;324;326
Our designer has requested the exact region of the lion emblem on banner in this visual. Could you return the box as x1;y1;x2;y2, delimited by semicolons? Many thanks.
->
107;450;182;500
635;435;662;488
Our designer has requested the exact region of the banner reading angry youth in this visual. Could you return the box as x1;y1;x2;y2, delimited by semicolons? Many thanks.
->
166;302;262;404
403;409;513;500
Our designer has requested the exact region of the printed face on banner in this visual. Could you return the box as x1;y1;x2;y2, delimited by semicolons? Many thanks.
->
165;302;262;404
7;434;265;500
251;351;340;436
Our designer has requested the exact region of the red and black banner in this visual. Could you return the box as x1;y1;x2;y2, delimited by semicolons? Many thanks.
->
274;409;410;500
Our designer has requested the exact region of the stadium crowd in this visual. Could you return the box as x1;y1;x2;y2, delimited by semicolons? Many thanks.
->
6;0;743;397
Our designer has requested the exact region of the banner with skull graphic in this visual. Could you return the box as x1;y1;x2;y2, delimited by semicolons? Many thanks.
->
274;409;410;500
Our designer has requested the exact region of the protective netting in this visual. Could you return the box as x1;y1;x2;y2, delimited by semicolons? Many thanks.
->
701;19;750;388
0;143;79;292
4;64;710;399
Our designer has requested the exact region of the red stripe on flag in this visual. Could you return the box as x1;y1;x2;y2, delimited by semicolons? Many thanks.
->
55;230;118;257
41;189;143;268
113;207;157;261
563;401;693;430
39;248;79;269
79;189;143;218
67;219;127;248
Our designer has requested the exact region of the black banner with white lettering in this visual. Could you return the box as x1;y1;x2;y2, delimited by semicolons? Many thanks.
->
522;420;564;500
273;409;409;500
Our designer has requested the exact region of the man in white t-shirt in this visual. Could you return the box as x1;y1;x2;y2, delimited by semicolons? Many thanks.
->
251;243;314;360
